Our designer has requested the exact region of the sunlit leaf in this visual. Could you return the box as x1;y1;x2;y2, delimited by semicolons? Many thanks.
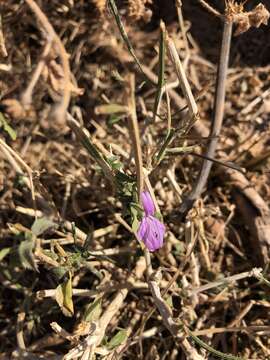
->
95;103;127;115
0;248;11;261
55;272;74;317
130;204;140;233
0;112;17;140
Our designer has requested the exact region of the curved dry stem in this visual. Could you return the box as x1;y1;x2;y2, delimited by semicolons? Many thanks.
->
179;19;233;215
25;0;71;124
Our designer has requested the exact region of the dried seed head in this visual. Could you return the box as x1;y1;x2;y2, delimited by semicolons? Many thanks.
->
249;4;270;28
127;0;152;22
93;0;107;15
226;1;270;36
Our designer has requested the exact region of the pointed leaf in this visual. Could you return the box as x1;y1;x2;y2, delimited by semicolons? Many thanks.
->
55;272;74;317
0;112;17;140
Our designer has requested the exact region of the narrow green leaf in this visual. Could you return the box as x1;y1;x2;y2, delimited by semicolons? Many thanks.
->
108;0;154;85
67;115;115;183
107;329;128;350
186;327;244;360
0;112;17;140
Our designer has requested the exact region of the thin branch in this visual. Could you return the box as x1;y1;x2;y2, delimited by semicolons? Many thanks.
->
0;15;7;57
185;326;244;360
108;0;154;85
67;114;115;184
21;40;52;106
0;138;36;212
191;267;263;295
166;34;198;118
126;73;144;199
175;0;190;68
25;0;71;123
179;18;233;215
152;21;166;123
198;0;223;18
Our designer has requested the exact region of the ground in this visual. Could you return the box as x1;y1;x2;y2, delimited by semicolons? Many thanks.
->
0;1;270;359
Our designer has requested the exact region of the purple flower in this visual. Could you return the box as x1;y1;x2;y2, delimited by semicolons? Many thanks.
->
137;191;165;252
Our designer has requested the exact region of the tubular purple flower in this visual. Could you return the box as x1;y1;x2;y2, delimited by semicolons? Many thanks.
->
141;191;155;216
137;191;165;252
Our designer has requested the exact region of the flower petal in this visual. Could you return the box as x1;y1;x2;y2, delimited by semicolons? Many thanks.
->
141;191;155;216
137;217;148;240
137;216;165;252
149;216;165;251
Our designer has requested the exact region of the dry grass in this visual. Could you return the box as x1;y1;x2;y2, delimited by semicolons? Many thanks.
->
1;1;270;359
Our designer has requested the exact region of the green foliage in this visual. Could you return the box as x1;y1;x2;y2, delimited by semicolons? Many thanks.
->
55;272;74;317
115;171;136;202
107;156;124;171
106;329;128;350
0;112;16;140
130;202;143;232
0;248;11;261
108;114;124;126
52;265;70;281
186;327;245;360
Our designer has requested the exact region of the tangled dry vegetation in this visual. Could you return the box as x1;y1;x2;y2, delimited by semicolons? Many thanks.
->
1;0;270;359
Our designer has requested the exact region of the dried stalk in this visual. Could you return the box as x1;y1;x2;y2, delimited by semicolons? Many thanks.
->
25;0;71;123
126;73;144;199
179;18;233;215
64;257;146;359
166;34;198;118
152;21;166;123
0;138;36;211
21;40;52;106
0;15;7;57
191;267;263;295
198;0;222;18
175;0;190;67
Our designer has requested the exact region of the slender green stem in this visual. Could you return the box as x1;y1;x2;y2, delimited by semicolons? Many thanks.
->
67;115;115;183
108;0;155;86
185;327;244;360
